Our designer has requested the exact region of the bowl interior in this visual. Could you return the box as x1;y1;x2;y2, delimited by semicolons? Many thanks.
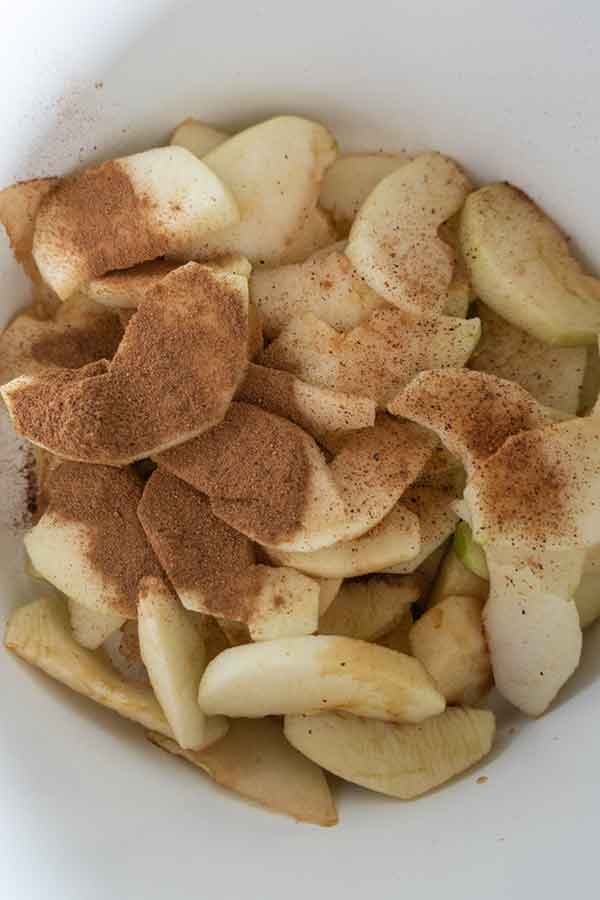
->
2;2;600;898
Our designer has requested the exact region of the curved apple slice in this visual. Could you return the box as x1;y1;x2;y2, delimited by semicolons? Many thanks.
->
198;635;445;723
0;177;59;268
32;147;239;299
138;577;228;750
169;117;229;157
346;153;472;312
319;576;421;641
193;116;336;265
319;153;410;235
68;600;125;651
383;484;459;575
276;207;338;265
428;547;489;608
461;182;600;346
284;707;495;800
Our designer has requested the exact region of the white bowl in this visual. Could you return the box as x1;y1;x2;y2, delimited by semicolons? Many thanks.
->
2;2;599;897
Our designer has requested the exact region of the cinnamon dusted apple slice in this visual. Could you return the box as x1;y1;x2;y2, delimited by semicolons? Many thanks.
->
346;153;472;312
2;263;249;464
319;153;410;235
266;503;420;579
24;462;161;619
319;576;421;641
250;245;385;339
138;470;320;641
237;363;376;439
31;147;239;299
137;576;228;750
0;295;123;384
261;308;480;406
148;717;337;827
0;177;60;272
84;260;178;309
169;117;229;157
389;368;557;474
198;635;445;723
156;404;435;552
383;482;460;575
5;595;171;734
276;207;338;265
194;116;336;265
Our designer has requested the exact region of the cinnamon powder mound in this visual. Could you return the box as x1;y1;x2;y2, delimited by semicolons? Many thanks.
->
6;264;249;463
156;401;311;545
46;462;162;617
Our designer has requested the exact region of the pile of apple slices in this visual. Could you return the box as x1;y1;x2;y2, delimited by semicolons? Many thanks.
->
3;112;600;827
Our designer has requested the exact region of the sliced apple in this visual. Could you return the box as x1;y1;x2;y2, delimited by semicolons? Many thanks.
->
319;153;409;235
471;301;586;414
266;503;420;579
460;182;600;345
383;484;460;575
319;576;420;641
0;295;123;384
573;573;600;629
24;462;160;618
376;612;413;655
169;117;229;157
454;521;489;579
346;153;472;312
409;595;491;705
198;634;444;723
84;260;177;309
284;707;495;800
250;244;384;339
439;216;475;317
276;207;338;265
237;363;376;439
262;307;480;407
192;116;336;265
148;717;337;827
0;177;59;265
316;578;343;616
104;620;149;684
68;600;125;650
137;576;228;751
2;263;249;464
4;595;171;734
428;547;489;608
389;368;556;474
580;341;600;414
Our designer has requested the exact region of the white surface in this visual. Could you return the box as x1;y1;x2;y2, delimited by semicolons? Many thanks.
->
1;1;600;897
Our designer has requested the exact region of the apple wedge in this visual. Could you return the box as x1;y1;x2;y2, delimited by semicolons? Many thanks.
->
276;207;338;265
4;595;171;735
169;117;229;157
104;621;149;685
0;295;123;384
377;613;413;655
572;573;600;629
0;177;59;267
68;600;125;651
2;263;249;464
383;484;460;575
148;717;337;827
237;363;376;439
284;707;495;800
471;301;586;414
410;595;491;705
198;635;445;723
193;116;337;265
428;547;489;608
250;244;385;339
32;147;239;299
261;307;480;407
266;503;420;579
319;576;421;641
460;182;600;345
319;153;409;235
137;577;228;751
316;578;343;616
453;521;489;579
580;342;600;414
346;152;472;312
84;260;177;309
439;216;475;317
24;462;161;619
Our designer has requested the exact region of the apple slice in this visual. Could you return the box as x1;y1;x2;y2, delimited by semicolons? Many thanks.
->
319;153;410;235
580;341;600;414
2;263;249;464
284;707;495;799
454;521;489;579
193;116;336;265
377;612;413;655
24;462;161;619
346;153;472;312
5;595;171;734
237;363;376;439
266;502;420;579
104;621;150;684
428;547;489;608
148;717;337;827
32;147;239;299
460;182;600;345
276;207;338;265
573;573;600;629
261;307;480;406
84;260;177;309
317;578;343;616
68;599;125;650
250;244;385;339
410;594;491;705
0;295;123;385
383;484;460;575
0;177;60;269
319;576;420;641
439;216;475;317
169;117;229;157
137;576;228;751
471;301;586;414
198;635;445;723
